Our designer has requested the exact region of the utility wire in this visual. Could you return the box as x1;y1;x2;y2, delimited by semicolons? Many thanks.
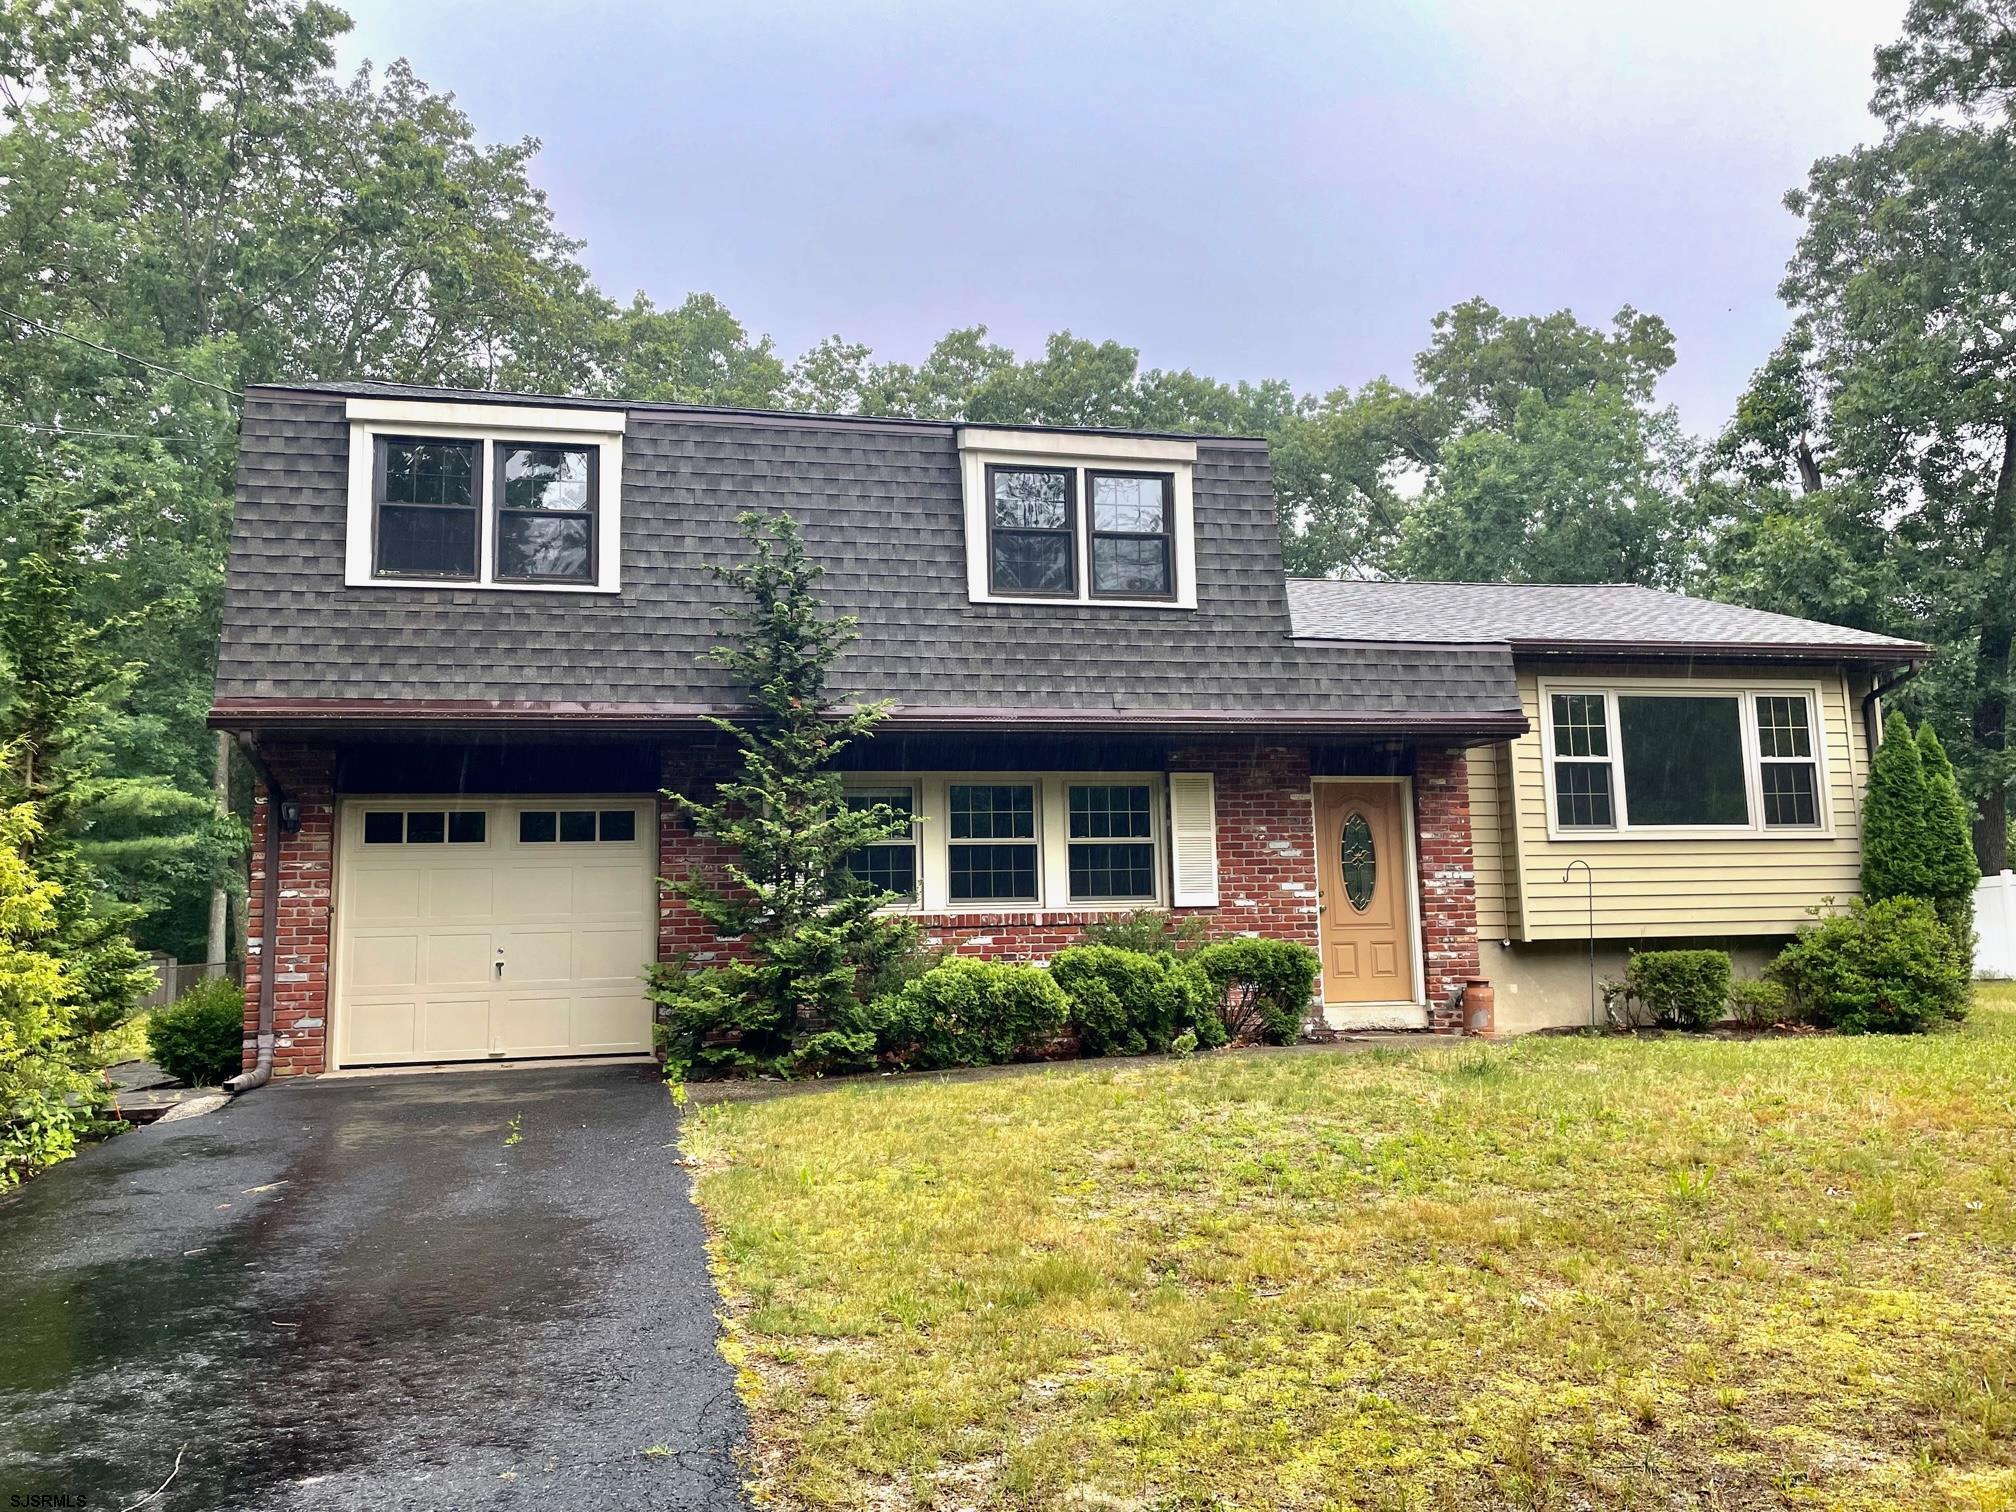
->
0;420;159;442
0;305;242;399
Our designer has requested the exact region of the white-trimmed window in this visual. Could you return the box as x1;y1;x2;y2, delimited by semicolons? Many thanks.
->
958;428;1198;609
344;397;625;593
1540;682;1830;836
843;786;919;899
843;773;1186;910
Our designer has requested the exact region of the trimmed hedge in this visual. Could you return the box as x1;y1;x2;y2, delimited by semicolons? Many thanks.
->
146;978;245;1086
875;957;1071;1070
1769;897;1968;1034
1191;937;1320;1046
1625;950;1732;1031
1050;945;1221;1056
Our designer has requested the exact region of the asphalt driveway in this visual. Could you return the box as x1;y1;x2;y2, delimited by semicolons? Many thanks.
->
0;1064;746;1510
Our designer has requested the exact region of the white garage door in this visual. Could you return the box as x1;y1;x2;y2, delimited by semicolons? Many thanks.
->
334;798;657;1067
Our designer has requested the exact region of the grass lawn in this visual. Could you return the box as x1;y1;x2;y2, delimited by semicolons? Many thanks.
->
683;992;2016;1510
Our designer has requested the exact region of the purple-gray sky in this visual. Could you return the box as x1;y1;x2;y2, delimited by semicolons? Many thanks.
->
333;1;1903;435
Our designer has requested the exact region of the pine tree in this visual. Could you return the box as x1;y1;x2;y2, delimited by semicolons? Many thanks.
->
655;511;919;1073
1862;710;1936;904
1916;722;1980;944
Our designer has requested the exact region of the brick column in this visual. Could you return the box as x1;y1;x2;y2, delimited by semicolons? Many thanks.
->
658;749;745;967
1413;745;1481;1033
243;743;336;1075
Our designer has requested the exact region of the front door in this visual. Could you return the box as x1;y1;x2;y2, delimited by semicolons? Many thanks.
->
1314;781;1416;1005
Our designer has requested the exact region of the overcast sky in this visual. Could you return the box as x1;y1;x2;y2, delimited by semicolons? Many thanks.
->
332;1;1903;435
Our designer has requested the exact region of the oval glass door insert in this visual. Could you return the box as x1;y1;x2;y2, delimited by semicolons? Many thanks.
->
1340;811;1376;911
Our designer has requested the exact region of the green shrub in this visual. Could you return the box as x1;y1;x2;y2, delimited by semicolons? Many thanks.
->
145;977;245;1085
1725;978;1794;1029
1769;897;1969;1034
1074;910;1211;957
1050;945;1216;1057
1192;937;1320;1046
1624;950;1732;1031
875;958;1071;1070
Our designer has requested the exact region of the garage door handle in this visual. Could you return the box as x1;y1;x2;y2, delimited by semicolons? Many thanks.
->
495;956;505;978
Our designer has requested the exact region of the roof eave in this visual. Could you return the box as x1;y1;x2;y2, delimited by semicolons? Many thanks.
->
208;698;1529;742
1505;638;1931;663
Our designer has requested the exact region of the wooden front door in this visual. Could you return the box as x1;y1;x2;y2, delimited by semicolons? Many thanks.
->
1314;781;1416;1005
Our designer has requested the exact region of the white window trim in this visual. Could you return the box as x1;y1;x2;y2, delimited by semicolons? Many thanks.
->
343;398;626;593
956;428;1198;610
845;772;1168;912
1537;677;1834;842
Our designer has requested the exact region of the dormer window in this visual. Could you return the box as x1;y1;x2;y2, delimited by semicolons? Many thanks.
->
1089;471;1174;599
344;397;624;593
375;437;480;579
496;444;597;583
987;466;1077;596
958;428;1198;609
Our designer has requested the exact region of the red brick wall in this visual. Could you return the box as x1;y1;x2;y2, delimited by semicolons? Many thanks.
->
242;743;336;1075
1414;745;1482;1032
658;741;1323;968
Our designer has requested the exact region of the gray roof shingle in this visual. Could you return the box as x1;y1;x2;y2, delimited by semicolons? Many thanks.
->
213;388;1524;733
1286;579;1927;659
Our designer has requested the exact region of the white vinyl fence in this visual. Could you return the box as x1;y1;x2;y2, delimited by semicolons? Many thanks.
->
1974;872;2016;978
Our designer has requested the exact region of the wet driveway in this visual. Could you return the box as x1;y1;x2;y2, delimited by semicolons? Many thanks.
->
0;1064;746;1510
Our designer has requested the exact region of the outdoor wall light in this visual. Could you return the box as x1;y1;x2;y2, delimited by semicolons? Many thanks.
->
278;800;302;835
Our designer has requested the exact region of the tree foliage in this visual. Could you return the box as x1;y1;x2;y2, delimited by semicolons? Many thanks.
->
648;512;920;1076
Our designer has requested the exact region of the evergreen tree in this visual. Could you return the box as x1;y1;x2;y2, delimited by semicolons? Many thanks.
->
1862;710;1937;904
654;511;918;1074
0;501;154;1035
0;799;97;1187
1917;721;1981;942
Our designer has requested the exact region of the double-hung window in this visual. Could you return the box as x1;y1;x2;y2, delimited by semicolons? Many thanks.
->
1087;472;1174;599
374;437;480;579
986;467;1076;596
1066;783;1157;900
496;444;597;583
948;783;1040;903
843;787;919;899
1544;685;1827;835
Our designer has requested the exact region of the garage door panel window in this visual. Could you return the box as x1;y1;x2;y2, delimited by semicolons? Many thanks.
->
363;809;487;845
518;807;641;844
1546;687;1826;834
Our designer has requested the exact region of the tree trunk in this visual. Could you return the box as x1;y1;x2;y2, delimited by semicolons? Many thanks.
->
1970;424;2016;874
206;729;230;974
1795;434;1823;495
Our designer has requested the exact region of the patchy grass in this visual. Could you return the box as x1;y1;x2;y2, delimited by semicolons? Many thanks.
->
684;991;2016;1510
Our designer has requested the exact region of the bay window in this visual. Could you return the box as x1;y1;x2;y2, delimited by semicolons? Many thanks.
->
1542;684;1828;835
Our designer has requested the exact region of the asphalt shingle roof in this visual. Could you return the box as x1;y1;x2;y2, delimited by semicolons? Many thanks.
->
213;387;1524;732
1285;579;1927;659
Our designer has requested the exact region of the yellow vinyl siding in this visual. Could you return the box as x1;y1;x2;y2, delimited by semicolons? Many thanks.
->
1468;740;1523;936
1497;660;1867;941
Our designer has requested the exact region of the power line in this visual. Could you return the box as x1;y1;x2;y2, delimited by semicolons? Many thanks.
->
0;306;241;399
0;420;157;442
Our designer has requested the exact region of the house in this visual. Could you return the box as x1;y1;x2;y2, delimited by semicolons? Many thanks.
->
210;382;1926;1077
1287;580;1927;1032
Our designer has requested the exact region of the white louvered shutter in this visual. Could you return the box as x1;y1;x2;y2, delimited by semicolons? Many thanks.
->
1167;772;1219;907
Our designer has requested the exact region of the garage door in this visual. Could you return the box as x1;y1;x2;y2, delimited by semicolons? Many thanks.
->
334;798;657;1067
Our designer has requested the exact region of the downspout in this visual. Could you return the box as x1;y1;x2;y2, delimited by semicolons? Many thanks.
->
1861;658;1927;758
223;733;285;1096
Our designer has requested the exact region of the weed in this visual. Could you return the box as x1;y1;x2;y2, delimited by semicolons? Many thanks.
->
503;1114;522;1148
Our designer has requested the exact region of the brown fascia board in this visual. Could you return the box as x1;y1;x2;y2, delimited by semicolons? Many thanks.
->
208;697;1529;741
1506;638;1931;663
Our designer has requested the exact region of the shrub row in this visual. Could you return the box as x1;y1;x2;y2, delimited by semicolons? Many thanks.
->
654;930;1320;1078
1616;895;1969;1036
